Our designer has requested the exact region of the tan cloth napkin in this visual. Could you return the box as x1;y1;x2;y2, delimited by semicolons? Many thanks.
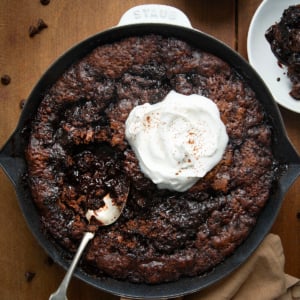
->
185;234;300;300
121;234;299;300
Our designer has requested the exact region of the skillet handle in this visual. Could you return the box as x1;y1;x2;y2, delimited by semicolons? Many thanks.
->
118;4;193;28
0;156;25;187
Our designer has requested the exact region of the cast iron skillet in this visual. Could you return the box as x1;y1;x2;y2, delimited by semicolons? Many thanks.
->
0;6;300;299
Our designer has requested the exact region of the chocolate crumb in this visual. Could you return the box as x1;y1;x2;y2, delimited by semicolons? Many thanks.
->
37;18;48;30
25;271;36;282
297;212;300;219
29;25;38;37
40;0;50;5
45;256;54;266
1;74;11;85
29;19;48;38
277;77;280;82
19;99;26;109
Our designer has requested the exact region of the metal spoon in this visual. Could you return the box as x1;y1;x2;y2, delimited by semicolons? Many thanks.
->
49;231;95;300
49;191;128;300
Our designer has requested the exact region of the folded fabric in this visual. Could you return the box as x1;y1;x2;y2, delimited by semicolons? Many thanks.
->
120;234;299;300
185;234;300;300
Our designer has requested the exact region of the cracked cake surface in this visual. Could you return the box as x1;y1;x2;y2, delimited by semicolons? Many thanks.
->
25;34;276;284
265;4;300;99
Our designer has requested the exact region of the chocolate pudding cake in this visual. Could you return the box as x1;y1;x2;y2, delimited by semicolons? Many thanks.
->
265;4;300;99
25;35;276;284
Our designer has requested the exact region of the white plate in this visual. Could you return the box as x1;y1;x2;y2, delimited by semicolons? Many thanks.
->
247;0;300;113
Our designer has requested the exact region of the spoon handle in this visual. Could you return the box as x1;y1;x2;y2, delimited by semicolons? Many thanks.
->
49;232;95;300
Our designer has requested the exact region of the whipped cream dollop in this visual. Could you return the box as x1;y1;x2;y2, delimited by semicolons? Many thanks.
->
125;90;228;192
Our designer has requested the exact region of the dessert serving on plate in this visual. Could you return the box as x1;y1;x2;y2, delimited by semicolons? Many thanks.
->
25;34;277;284
265;4;300;100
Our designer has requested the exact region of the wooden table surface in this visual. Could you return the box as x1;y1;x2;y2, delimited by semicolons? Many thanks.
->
0;1;299;299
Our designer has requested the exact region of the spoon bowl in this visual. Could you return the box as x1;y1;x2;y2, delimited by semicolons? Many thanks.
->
49;191;129;300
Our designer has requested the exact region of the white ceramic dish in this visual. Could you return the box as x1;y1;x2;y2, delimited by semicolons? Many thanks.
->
247;0;300;113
